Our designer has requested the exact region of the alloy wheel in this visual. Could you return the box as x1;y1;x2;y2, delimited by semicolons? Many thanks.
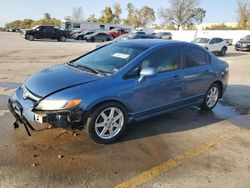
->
206;86;219;108
95;107;124;139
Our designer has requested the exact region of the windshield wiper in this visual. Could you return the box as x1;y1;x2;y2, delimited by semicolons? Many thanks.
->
76;64;106;76
67;62;107;76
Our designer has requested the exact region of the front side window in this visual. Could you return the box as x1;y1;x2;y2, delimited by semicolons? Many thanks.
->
73;44;145;74
141;47;180;73
216;38;223;43
184;47;209;68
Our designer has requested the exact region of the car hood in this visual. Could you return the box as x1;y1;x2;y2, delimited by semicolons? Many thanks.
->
25;64;99;98
238;39;250;43
193;42;208;47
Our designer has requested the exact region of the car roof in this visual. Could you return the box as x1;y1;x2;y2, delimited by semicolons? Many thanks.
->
116;39;189;48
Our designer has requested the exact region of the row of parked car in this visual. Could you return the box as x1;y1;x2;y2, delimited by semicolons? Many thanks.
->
18;25;250;54
70;28;173;42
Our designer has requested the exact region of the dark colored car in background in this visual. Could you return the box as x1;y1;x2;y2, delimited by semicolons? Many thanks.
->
72;30;95;40
95;33;160;48
84;32;113;42
8;40;229;144
235;35;250;51
154;32;172;40
24;25;70;41
117;33;160;40
107;28;128;38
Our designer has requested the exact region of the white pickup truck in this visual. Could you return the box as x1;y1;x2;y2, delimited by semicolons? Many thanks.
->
192;37;228;56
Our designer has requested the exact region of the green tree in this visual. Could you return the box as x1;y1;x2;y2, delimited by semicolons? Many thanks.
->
113;3;122;24
99;7;115;23
5;13;61;29
205;24;237;30
44;13;51;20
123;3;155;27
123;3;137;25
87;14;98;22
159;0;206;30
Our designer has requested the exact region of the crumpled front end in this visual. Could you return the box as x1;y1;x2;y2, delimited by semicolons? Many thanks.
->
8;86;85;136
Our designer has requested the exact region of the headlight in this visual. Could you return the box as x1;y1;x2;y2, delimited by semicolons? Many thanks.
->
36;99;81;110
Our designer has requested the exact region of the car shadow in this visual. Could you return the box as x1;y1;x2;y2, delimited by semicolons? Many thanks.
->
118;84;250;143
29;39;87;43
224;52;248;57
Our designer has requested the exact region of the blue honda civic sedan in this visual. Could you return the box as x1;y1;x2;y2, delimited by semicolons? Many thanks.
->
8;40;229;143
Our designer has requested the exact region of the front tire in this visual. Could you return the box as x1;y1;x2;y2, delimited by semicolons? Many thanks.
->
200;83;220;111
27;34;34;41
220;47;227;56
86;102;128;144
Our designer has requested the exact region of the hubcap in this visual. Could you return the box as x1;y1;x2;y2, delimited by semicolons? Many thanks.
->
206;87;219;108
95;107;124;139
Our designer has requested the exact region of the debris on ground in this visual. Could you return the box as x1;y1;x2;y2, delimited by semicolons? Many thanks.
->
58;154;64;159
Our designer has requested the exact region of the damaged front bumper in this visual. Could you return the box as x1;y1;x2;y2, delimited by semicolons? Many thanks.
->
8;90;85;136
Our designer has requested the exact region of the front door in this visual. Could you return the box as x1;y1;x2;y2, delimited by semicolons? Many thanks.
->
125;46;184;117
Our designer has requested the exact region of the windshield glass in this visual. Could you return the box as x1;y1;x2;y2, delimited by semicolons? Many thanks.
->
243;35;250;40
193;38;210;43
73;44;145;74
32;26;39;30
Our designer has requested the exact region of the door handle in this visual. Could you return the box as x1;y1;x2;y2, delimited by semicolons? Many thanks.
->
205;69;212;73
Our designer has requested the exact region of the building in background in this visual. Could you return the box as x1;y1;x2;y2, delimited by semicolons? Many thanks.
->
61;20;134;31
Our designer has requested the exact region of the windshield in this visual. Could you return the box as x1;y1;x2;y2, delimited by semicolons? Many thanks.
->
243;35;250;40
72;44;145;74
31;25;39;30
193;38;210;43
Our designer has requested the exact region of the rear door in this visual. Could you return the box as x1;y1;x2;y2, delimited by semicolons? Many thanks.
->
183;46;215;101
95;33;104;41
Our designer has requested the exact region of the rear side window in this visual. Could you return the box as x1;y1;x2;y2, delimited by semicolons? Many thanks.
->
184;47;210;68
141;47;180;73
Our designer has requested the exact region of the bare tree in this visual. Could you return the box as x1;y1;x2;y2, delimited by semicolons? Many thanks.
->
237;0;250;29
159;0;206;30
72;7;84;22
138;6;156;27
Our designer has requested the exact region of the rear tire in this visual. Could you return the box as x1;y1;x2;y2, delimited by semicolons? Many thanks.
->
90;38;95;42
59;35;66;42
200;83;220;111
86;102;128;144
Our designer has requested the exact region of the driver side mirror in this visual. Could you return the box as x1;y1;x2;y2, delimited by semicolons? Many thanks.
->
138;67;157;82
